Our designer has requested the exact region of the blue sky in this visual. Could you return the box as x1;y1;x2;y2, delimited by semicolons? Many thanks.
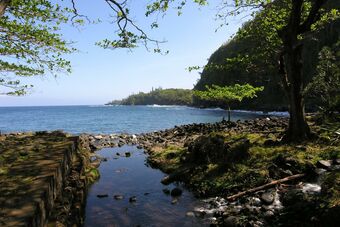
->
1;0;246;106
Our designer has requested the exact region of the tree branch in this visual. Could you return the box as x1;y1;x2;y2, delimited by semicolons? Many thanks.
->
226;173;305;201
0;0;10;17
70;0;91;24
298;0;328;34
104;0;165;50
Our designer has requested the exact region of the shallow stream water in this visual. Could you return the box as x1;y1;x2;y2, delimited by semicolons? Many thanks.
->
84;146;208;227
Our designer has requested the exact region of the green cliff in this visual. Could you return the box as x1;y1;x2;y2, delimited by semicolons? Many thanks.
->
194;1;340;111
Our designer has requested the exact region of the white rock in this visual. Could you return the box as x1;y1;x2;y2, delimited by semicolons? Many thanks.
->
186;211;195;217
94;135;103;140
302;183;321;194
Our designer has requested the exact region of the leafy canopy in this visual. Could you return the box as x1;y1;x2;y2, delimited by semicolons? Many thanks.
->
0;0;76;95
304;41;340;112
194;84;264;104
188;0;339;75
2;0;339;96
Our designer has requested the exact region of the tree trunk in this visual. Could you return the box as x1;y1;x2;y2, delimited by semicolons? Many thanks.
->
0;0;10;17
285;45;311;141
227;105;231;122
278;0;312;142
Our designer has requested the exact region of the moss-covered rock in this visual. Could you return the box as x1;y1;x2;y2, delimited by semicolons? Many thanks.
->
186;133;250;165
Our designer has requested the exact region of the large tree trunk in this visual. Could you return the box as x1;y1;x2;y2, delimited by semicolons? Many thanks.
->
285;44;311;140
278;0;312;142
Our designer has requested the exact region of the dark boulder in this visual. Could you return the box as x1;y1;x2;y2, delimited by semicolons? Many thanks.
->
96;194;108;198
170;188;183;197
129;196;137;202
223;216;239;227
186;134;250;164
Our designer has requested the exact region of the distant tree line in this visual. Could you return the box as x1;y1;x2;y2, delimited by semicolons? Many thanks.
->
106;88;193;106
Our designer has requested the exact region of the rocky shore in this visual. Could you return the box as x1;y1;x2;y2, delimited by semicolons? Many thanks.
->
1;115;338;226
87;115;340;226
87;117;289;151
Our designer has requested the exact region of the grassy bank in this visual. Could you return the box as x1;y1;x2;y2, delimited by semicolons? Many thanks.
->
146;115;340;225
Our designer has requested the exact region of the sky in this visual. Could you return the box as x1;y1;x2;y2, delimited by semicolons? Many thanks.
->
1;0;247;106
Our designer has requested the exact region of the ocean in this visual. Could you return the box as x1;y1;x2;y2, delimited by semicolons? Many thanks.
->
0;105;286;134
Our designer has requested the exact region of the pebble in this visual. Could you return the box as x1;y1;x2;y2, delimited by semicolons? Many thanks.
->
317;160;332;169
162;188;170;195
171;199;178;204
97;194;108;198
301;183;321;194
264;210;274;217
113;195;124;200
19;151;29;156
186;211;195;217
315;168;327;175
224;216;238;227
249;197;262;206
170;188;183;197
129;196;137;203
261;192;275;205
94;135;103;140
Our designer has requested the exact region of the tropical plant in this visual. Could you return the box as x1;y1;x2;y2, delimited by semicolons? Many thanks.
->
194;84;264;121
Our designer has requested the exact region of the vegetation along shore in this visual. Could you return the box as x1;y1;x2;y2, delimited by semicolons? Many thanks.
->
2;114;339;226
86;114;340;226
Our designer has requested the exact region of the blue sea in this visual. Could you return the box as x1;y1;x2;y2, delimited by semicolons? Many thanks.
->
0;105;287;134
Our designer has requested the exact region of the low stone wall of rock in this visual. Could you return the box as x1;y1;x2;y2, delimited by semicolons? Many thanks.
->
0;132;95;227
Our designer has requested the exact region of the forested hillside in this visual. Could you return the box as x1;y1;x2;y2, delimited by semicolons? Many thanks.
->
106;88;193;106
194;0;340;111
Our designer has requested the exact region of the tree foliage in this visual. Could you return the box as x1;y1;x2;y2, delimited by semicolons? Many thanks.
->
194;1;340;111
194;84;263;121
304;41;340;113
0;0;75;95
194;84;263;103
107;88;193;105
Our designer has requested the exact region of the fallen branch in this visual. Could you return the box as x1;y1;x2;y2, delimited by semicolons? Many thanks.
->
241;130;286;134
226;173;305;201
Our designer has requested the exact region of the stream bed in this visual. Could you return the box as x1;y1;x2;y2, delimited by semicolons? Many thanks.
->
84;146;208;227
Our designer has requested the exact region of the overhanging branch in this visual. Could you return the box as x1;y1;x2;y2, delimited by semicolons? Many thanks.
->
298;0;328;34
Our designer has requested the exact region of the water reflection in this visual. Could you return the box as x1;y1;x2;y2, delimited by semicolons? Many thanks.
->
84;146;207;227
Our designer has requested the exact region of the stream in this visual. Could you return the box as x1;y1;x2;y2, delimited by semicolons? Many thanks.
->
84;146;208;227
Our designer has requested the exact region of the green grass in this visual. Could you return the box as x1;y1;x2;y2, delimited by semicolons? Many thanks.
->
147;117;340;197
